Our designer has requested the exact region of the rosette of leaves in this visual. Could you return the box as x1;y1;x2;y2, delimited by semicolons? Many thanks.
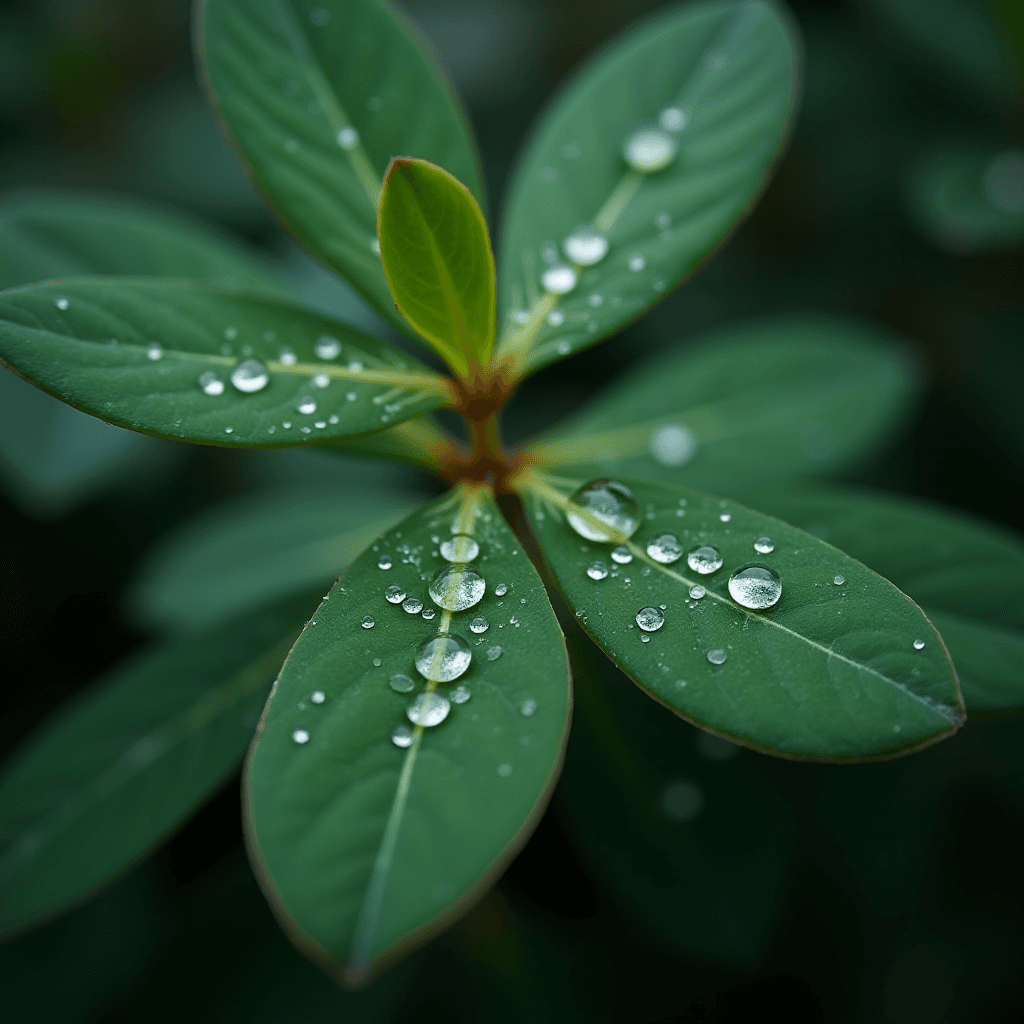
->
2;0;1021;987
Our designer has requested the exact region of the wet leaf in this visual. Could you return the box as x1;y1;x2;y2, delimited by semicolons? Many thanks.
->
0;279;453;448
519;471;963;760
744;487;1024;712
496;0;797;376
379;159;496;377
526;315;919;493
245;484;571;983
199;0;484;334
0;603;304;938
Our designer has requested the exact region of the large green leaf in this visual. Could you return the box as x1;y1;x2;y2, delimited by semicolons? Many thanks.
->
742;487;1024;712
519;471;963;759
0;602;304;938
0;279;453;448
245;484;571;982
199;0;484;334
496;0;797;376
0;190;283;292
379;159;496;377
525;315;919;493
130;484;422;631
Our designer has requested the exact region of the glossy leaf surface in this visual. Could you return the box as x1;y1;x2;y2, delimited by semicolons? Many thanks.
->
246;485;571;982
526;316;919;493
131;484;421;631
745;487;1024;712
0;279;453;447
520;472;963;759
199;0;483;333
379;159;496;376
0;604;303;937
497;0;797;376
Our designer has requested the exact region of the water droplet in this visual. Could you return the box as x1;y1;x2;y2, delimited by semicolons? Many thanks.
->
623;126;677;172
689;585;705;600
707;648;727;665
719;512;732;523
311;372;329;388
422;607;436;621
659;106;688;132
541;264;577;295
415;633;472;682
566;479;641;542
224;427;233;434
361;615;375;629
494;583;508;597
539;166;557;183
310;690;325;704
547;310;565;326
385;584;406;604
661;779;704;821
279;347;297;366
754;536;774;554
198;371;224;396
315;336;341;360
833;575;845;586
402;596;423;614
983;150;1024;214
587;560;609;580
611;545;633;564
389;673;415;693
146;342;163;361
429;564;486;612
451;684;471;704
371;238;381;255
728;564;782;610
348;359;363;373
628;253;646;272
687;544;723;575
310;6;330;26
512;309;530;325
391;724;414;748
337;126;359;149
588;293;604;308
913;638;926;650
635;606;665;632
377;556;392;570
292;728;310;744
520;699;538;718
54;297;70;310
296;397;317;415
650;423;696;466
562;225;609;266
230;358;269;393
407;691;451;727
655;211;672;229
439;534;479;562
646;532;683;564
486;645;502;661
469;616;489;634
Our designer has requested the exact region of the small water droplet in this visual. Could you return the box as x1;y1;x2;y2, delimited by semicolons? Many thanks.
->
439;534;479;562
146;342;163;361
198;371;224;396
541;264;577;295
728;564;782;610
296;397;317;415
421;607;436;621
833;575;845;586
231;358;269;393
562;225;609;266
547;310;565;326
311;372;330;388
512;309;530;325
315;336;341;360
54;297;70;310
348;359;364;373
486;645;502;661
385;584;406;604
611;545;633;564
451;684;471;704
628;253;646;272
687;544;723;575
494;583;508;597
587;560;609;580
649;423;697;466
646;532;683;565
337;126;359;149
658;106;688;132
636;606;665;632
913;638;926;650
566;479;641;542
497;763;513;777
655;211;672;229
292;728;310;744
415;633;472;682
519;699;538;718
224;426;234;434
279;347;297;366
389;673;415;693
719;512;732;523
623;126;677;172
310;690;325;704
469;616;489;634
539;165;557;183
754;536;775;554
689;585;705;600
402;596;423;614
361;615;375;629
378;556;392;570
391;724;414;748
707;649;727;665
429;564;486;612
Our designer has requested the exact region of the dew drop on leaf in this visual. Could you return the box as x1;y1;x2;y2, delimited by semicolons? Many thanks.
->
658;106;688;132
296;397;316;415
689;585;705;600
429;564;486;611
520;699;538;717
415;633;472;682
312;373;329;388
231;358;269;393
402;596;423;614
646;532;683;564
146;342;163;361
540;264;578;295
728;564;782;610
310;690;325;704
687;544;723;575
198;371;224;396
547;310;565;326
385;584;406;604
566;480;640;542
422;607;436;621
406;692;451;727
650;423;696;466
389;673;415;693
719;512;732;523
562;225;609;266
391;724;414;748
486;645;503;661
628;254;646;272
497;763;513;777
707;648;727;665
587;560;609;580
611;545;633;564
279;348;297;365
623;126;677;172
292;728;310;744
361;615;375;629
440;534;479;562
636;606;665;632
913;639;926;650
54;297;70;310
337;126;359;149
469;616;489;634
378;556;392;570
314;336;341;360
494;583;509;597
451;685;472;704
833;574;846;586
754;536;775;554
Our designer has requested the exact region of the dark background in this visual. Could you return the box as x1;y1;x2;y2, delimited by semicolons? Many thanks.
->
1;0;1022;1020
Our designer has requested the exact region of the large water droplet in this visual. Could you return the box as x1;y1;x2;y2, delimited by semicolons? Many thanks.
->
361;615;375;629
198;371;225;396
406;691;451;727
611;545;633;564
231;358;269;393
562;225;609;266
728;564;782;610
541;264;578;295
486;645;503;661
469;616;489;634
429;564;486;611
292;728;310;744
402;596;423;614
566;479;641;542
687;544;723;575
315;336;341;360
415;633;472;682
623;126;677;172
440;534;479;562
391;724;414;748
636;606;665;632
650;423;697;466
385;584;406;604
587;560;609;580
389;673;415;693
646;532;683;564
707;648;727;665
451;685;471;704
754;536;775;554
296;397;317;415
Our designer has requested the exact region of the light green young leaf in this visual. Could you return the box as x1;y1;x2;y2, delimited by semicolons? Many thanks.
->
526;315;919;493
199;0;484;335
519;471;963;760
0;602;305;938
245;484;571;983
497;0;798;376
742;487;1024;712
379;159;496;377
0;279;454;448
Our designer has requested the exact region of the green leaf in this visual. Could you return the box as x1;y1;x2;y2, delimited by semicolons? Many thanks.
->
0;603;304;938
199;0;484;334
526;315;919;493
0;190;284;292
906;144;1024;254
245;484;571;982
740;487;1024;712
130;484;422;631
518;471;963;759
496;0;798;376
321;415;464;472
0;279;454;448
379;159;496;377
